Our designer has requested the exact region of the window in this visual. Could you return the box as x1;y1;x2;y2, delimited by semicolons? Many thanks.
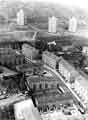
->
45;83;48;89
39;84;42;89
33;84;36;90
57;84;59;88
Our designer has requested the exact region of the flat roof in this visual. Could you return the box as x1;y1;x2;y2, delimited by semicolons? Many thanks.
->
16;62;42;72
35;91;73;104
27;75;59;82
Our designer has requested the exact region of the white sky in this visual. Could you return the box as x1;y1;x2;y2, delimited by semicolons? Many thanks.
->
21;0;88;10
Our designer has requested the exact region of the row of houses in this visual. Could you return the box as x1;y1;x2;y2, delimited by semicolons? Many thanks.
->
0;48;25;68
59;58;78;82
59;58;88;105
42;50;88;109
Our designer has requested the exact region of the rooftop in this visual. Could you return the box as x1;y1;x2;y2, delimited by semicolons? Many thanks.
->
0;48;24;58
27;75;59;82
34;90;73;105
43;51;60;60
22;43;37;50
59;57;78;75
16;62;43;72
0;66;17;77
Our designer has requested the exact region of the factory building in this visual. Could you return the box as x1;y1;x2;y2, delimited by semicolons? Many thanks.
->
22;44;39;61
68;16;77;32
48;16;57;33
17;9;25;26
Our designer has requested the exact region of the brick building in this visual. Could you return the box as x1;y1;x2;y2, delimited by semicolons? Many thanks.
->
0;48;25;68
34;89;73;113
27;74;73;112
22;44;39;61
59;57;79;82
27;75;60;91
42;51;61;69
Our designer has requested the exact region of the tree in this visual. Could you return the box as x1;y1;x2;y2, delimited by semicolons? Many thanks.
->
35;40;48;51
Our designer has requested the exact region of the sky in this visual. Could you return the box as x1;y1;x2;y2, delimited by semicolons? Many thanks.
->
21;0;88;10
